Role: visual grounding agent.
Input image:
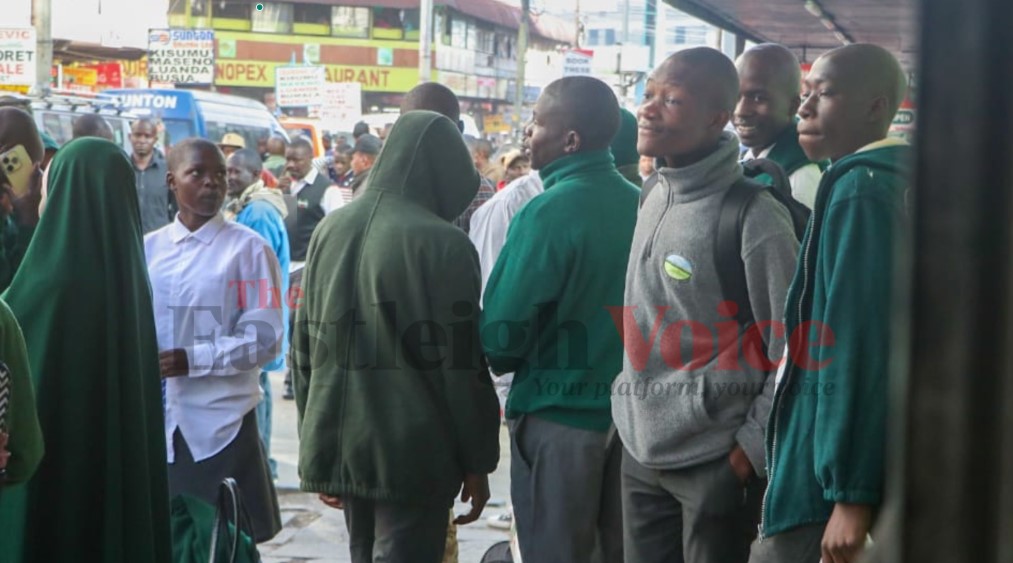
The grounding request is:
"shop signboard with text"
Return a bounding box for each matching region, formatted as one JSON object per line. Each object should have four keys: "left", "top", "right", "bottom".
{"left": 0, "top": 28, "right": 36, "bottom": 89}
{"left": 148, "top": 28, "right": 215, "bottom": 85}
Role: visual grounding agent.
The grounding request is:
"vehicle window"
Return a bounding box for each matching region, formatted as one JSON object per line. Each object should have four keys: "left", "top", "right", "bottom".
{"left": 162, "top": 119, "right": 196, "bottom": 147}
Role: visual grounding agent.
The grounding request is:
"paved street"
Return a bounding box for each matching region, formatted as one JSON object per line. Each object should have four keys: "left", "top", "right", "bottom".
{"left": 259, "top": 373, "right": 513, "bottom": 562}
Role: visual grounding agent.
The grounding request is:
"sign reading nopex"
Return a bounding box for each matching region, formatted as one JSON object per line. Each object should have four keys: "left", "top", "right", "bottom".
{"left": 148, "top": 28, "right": 215, "bottom": 85}
{"left": 276, "top": 65, "right": 326, "bottom": 108}
{"left": 0, "top": 28, "right": 37, "bottom": 87}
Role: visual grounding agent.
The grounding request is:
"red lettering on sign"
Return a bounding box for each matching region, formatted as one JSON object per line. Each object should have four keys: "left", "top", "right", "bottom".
{"left": 0, "top": 63, "right": 24, "bottom": 75}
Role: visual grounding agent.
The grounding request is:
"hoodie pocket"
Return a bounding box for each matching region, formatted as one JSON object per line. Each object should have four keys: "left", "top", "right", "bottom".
{"left": 701, "top": 369, "right": 764, "bottom": 424}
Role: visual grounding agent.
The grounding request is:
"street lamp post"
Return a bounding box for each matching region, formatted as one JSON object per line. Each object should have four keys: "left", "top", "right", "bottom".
{"left": 419, "top": 0, "right": 433, "bottom": 82}
{"left": 513, "top": 0, "right": 530, "bottom": 142}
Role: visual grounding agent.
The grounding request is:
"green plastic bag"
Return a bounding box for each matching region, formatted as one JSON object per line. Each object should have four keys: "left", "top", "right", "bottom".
{"left": 170, "top": 481, "right": 261, "bottom": 563}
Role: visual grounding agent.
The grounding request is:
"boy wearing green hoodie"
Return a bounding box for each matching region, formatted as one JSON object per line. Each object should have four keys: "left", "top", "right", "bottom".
{"left": 293, "top": 111, "right": 500, "bottom": 563}
{"left": 481, "top": 76, "right": 639, "bottom": 562}
{"left": 751, "top": 44, "right": 911, "bottom": 563}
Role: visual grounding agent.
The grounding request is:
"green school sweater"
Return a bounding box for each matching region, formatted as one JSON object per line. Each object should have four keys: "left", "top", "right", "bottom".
{"left": 482, "top": 149, "right": 640, "bottom": 432}
{"left": 761, "top": 141, "right": 911, "bottom": 537}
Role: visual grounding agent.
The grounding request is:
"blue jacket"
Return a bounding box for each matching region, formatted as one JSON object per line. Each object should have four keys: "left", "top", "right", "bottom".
{"left": 237, "top": 200, "right": 290, "bottom": 371}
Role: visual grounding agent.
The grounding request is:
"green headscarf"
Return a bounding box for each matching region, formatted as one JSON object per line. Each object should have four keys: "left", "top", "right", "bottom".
{"left": 0, "top": 138, "right": 171, "bottom": 563}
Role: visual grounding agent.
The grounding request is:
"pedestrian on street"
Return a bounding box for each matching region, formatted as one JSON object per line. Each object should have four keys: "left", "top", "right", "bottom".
{"left": 130, "top": 118, "right": 174, "bottom": 234}
{"left": 0, "top": 137, "right": 172, "bottom": 563}
{"left": 146, "top": 138, "right": 284, "bottom": 543}
{"left": 751, "top": 44, "right": 911, "bottom": 563}
{"left": 225, "top": 148, "right": 292, "bottom": 481}
{"left": 293, "top": 110, "right": 501, "bottom": 563}
{"left": 611, "top": 47, "right": 799, "bottom": 563}
{"left": 481, "top": 76, "right": 639, "bottom": 563}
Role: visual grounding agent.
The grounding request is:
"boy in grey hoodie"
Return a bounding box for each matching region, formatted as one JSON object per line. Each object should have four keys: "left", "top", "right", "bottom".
{"left": 611, "top": 47, "right": 799, "bottom": 563}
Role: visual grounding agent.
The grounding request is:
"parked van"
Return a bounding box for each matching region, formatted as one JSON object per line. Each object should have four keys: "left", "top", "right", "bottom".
{"left": 106, "top": 88, "right": 289, "bottom": 149}
{"left": 29, "top": 90, "right": 140, "bottom": 148}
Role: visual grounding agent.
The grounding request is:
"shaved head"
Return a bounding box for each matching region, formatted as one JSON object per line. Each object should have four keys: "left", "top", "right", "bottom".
{"left": 638, "top": 47, "right": 738, "bottom": 165}
{"left": 737, "top": 44, "right": 802, "bottom": 99}
{"left": 819, "top": 44, "right": 907, "bottom": 117}
{"left": 655, "top": 47, "right": 740, "bottom": 114}
{"left": 73, "top": 114, "right": 115, "bottom": 141}
{"left": 540, "top": 76, "right": 620, "bottom": 151}
{"left": 797, "top": 43, "right": 907, "bottom": 161}
{"left": 402, "top": 82, "right": 461, "bottom": 123}
{"left": 168, "top": 138, "right": 222, "bottom": 173}
{"left": 0, "top": 107, "right": 44, "bottom": 164}
{"left": 734, "top": 43, "right": 803, "bottom": 149}
{"left": 230, "top": 148, "right": 263, "bottom": 175}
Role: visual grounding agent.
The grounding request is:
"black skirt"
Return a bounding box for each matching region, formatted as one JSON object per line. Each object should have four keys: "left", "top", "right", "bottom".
{"left": 168, "top": 409, "right": 282, "bottom": 542}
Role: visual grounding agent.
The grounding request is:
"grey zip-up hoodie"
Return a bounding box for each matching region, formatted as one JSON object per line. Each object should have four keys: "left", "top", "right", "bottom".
{"left": 611, "top": 131, "right": 799, "bottom": 475}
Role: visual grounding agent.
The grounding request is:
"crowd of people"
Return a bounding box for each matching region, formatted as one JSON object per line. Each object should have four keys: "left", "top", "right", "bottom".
{"left": 0, "top": 40, "right": 909, "bottom": 563}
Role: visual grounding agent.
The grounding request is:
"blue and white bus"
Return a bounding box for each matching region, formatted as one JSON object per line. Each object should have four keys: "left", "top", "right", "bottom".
{"left": 106, "top": 89, "right": 289, "bottom": 148}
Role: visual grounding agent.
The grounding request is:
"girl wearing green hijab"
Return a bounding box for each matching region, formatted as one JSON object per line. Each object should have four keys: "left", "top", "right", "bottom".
{"left": 0, "top": 137, "right": 172, "bottom": 563}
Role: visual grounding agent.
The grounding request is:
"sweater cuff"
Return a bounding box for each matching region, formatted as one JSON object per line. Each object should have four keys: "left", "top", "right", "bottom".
{"left": 822, "top": 488, "right": 881, "bottom": 505}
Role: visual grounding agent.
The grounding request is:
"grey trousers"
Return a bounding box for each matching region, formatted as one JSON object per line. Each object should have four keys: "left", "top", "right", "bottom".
{"left": 621, "top": 447, "right": 763, "bottom": 563}
{"left": 343, "top": 497, "right": 449, "bottom": 563}
{"left": 747, "top": 523, "right": 825, "bottom": 563}
{"left": 510, "top": 414, "right": 624, "bottom": 563}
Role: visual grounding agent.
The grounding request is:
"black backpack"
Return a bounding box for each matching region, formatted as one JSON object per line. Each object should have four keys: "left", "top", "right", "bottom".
{"left": 640, "top": 157, "right": 810, "bottom": 327}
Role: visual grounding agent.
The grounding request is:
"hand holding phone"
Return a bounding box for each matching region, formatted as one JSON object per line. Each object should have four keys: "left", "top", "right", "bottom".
{"left": 0, "top": 145, "right": 35, "bottom": 198}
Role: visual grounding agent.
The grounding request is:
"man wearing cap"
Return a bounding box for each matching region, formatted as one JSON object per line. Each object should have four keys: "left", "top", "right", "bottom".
{"left": 218, "top": 132, "right": 246, "bottom": 157}
{"left": 496, "top": 149, "right": 530, "bottom": 190}
{"left": 346, "top": 133, "right": 381, "bottom": 197}
{"left": 352, "top": 121, "right": 370, "bottom": 142}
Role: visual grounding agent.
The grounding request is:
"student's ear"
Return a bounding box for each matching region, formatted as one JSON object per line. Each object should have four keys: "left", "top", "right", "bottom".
{"left": 166, "top": 171, "right": 177, "bottom": 193}
{"left": 564, "top": 130, "right": 582, "bottom": 154}
{"left": 867, "top": 95, "right": 891, "bottom": 124}
{"left": 709, "top": 109, "right": 732, "bottom": 132}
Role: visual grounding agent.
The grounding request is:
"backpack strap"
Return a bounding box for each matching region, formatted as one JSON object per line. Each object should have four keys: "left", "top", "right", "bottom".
{"left": 742, "top": 158, "right": 792, "bottom": 199}
{"left": 639, "top": 172, "right": 659, "bottom": 208}
{"left": 716, "top": 178, "right": 762, "bottom": 327}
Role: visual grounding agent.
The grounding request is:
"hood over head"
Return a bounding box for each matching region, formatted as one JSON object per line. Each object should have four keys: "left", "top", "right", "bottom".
{"left": 366, "top": 110, "right": 479, "bottom": 222}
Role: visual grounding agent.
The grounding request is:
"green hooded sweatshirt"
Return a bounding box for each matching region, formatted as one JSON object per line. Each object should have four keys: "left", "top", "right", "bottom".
{"left": 0, "top": 138, "right": 171, "bottom": 563}
{"left": 293, "top": 111, "right": 501, "bottom": 506}
{"left": 481, "top": 149, "right": 640, "bottom": 432}
{"left": 761, "top": 141, "right": 911, "bottom": 537}
{"left": 612, "top": 108, "right": 643, "bottom": 187}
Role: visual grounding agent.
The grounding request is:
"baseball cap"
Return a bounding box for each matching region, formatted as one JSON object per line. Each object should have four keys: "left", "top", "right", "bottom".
{"left": 500, "top": 149, "right": 527, "bottom": 169}
{"left": 353, "top": 134, "right": 382, "bottom": 156}
{"left": 219, "top": 132, "right": 246, "bottom": 149}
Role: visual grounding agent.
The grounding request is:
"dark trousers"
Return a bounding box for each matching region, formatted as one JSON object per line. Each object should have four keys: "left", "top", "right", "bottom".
{"left": 343, "top": 496, "right": 449, "bottom": 563}
{"left": 747, "top": 523, "right": 825, "bottom": 563}
{"left": 510, "top": 415, "right": 624, "bottom": 563}
{"left": 621, "top": 447, "right": 763, "bottom": 563}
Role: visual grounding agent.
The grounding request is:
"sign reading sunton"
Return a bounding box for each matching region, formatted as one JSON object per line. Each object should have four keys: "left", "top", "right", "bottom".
{"left": 148, "top": 28, "right": 215, "bottom": 85}
{"left": 276, "top": 65, "right": 326, "bottom": 108}
{"left": 0, "top": 28, "right": 36, "bottom": 88}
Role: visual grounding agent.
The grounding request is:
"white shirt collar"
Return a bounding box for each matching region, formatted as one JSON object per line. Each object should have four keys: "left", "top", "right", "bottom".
{"left": 169, "top": 213, "right": 226, "bottom": 245}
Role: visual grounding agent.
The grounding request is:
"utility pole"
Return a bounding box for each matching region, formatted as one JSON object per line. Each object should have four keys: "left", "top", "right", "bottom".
{"left": 574, "top": 0, "right": 581, "bottom": 48}
{"left": 419, "top": 0, "right": 433, "bottom": 82}
{"left": 513, "top": 0, "right": 530, "bottom": 142}
{"left": 33, "top": 0, "right": 52, "bottom": 95}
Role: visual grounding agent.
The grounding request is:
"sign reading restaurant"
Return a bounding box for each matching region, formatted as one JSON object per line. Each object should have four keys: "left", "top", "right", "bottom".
{"left": 148, "top": 28, "right": 215, "bottom": 85}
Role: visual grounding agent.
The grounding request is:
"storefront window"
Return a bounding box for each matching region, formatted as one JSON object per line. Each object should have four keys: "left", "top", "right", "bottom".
{"left": 332, "top": 6, "right": 370, "bottom": 38}
{"left": 477, "top": 27, "right": 495, "bottom": 54}
{"left": 168, "top": 0, "right": 186, "bottom": 15}
{"left": 252, "top": 2, "right": 293, "bottom": 33}
{"left": 450, "top": 16, "right": 468, "bottom": 48}
{"left": 215, "top": 0, "right": 250, "bottom": 19}
{"left": 190, "top": 0, "right": 209, "bottom": 16}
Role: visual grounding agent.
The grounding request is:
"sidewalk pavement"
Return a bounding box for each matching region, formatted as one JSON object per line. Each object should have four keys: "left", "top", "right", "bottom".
{"left": 260, "top": 372, "right": 513, "bottom": 562}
